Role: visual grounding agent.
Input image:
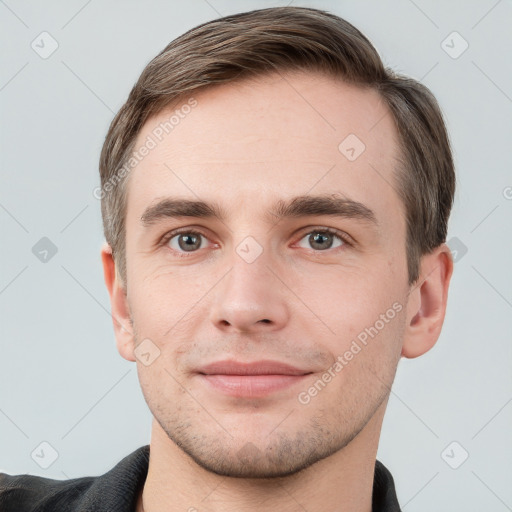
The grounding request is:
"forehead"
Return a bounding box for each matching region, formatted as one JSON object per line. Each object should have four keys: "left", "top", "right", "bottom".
{"left": 127, "top": 70, "right": 403, "bottom": 231}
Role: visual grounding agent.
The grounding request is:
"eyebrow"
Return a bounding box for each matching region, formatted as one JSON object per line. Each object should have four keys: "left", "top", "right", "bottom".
{"left": 140, "top": 194, "right": 378, "bottom": 228}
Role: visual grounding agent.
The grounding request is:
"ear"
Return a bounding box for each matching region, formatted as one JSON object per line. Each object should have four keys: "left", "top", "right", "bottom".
{"left": 402, "top": 243, "right": 454, "bottom": 358}
{"left": 101, "top": 242, "right": 136, "bottom": 362}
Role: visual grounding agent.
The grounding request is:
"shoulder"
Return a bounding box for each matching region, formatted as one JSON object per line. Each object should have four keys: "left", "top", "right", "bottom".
{"left": 0, "top": 471, "right": 94, "bottom": 511}
{"left": 0, "top": 445, "right": 150, "bottom": 512}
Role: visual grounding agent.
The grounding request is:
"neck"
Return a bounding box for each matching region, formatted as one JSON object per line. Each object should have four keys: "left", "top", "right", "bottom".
{"left": 137, "top": 400, "right": 387, "bottom": 512}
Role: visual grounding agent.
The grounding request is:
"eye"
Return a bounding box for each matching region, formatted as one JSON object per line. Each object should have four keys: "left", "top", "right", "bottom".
{"left": 160, "top": 226, "right": 352, "bottom": 257}
{"left": 165, "top": 229, "right": 211, "bottom": 253}
{"left": 296, "top": 228, "right": 349, "bottom": 251}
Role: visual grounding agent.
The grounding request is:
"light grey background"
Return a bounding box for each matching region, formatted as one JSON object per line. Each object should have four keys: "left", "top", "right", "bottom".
{"left": 1, "top": 1, "right": 511, "bottom": 510}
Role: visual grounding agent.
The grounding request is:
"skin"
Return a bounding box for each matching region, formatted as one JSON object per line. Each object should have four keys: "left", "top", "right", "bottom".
{"left": 102, "top": 70, "right": 453, "bottom": 512}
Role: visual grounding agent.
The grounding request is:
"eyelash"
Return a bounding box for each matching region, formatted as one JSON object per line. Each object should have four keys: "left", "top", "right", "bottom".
{"left": 159, "top": 226, "right": 354, "bottom": 258}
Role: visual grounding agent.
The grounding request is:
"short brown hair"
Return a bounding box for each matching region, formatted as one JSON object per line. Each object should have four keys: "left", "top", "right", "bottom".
{"left": 99, "top": 6, "right": 455, "bottom": 288}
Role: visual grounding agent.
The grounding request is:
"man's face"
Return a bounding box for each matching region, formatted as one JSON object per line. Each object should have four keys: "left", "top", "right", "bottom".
{"left": 123, "top": 70, "right": 410, "bottom": 477}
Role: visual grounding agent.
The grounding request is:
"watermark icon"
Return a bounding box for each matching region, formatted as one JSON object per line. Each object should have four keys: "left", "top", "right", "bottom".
{"left": 503, "top": 186, "right": 512, "bottom": 200}
{"left": 446, "top": 236, "right": 468, "bottom": 263}
{"left": 93, "top": 97, "right": 198, "bottom": 200}
{"left": 298, "top": 301, "right": 403, "bottom": 405}
{"left": 31, "top": 441, "right": 59, "bottom": 469}
{"left": 237, "top": 441, "right": 262, "bottom": 465}
{"left": 338, "top": 133, "right": 366, "bottom": 161}
{"left": 441, "top": 31, "right": 469, "bottom": 59}
{"left": 31, "top": 32, "right": 59, "bottom": 59}
{"left": 32, "top": 237, "right": 58, "bottom": 263}
{"left": 134, "top": 338, "right": 161, "bottom": 366}
{"left": 441, "top": 441, "right": 469, "bottom": 469}
{"left": 236, "top": 236, "right": 264, "bottom": 263}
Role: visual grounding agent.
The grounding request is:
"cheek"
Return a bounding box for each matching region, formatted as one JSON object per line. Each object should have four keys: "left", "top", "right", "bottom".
{"left": 330, "top": 300, "right": 405, "bottom": 397}
{"left": 135, "top": 358, "right": 182, "bottom": 414}
{"left": 303, "top": 261, "right": 398, "bottom": 318}
{"left": 128, "top": 263, "right": 213, "bottom": 343}
{"left": 302, "top": 265, "right": 406, "bottom": 359}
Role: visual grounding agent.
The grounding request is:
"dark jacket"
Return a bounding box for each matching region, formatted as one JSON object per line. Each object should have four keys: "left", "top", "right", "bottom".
{"left": 0, "top": 445, "right": 402, "bottom": 511}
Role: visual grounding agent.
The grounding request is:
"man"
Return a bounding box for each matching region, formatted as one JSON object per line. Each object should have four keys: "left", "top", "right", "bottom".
{"left": 0, "top": 6, "right": 454, "bottom": 511}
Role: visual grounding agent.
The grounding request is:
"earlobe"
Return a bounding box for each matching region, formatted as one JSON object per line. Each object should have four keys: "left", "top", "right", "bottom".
{"left": 401, "top": 244, "right": 454, "bottom": 359}
{"left": 100, "top": 243, "right": 136, "bottom": 362}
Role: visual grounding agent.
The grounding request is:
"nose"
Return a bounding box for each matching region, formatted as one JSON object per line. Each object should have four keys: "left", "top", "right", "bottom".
{"left": 209, "top": 249, "right": 290, "bottom": 333}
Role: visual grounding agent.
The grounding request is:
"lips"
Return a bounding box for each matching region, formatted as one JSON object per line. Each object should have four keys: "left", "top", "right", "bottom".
{"left": 196, "top": 360, "right": 313, "bottom": 398}
{"left": 197, "top": 359, "right": 311, "bottom": 376}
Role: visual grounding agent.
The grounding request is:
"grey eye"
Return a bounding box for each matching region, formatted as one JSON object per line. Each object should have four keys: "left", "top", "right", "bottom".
{"left": 168, "top": 232, "right": 205, "bottom": 252}
{"left": 297, "top": 231, "right": 344, "bottom": 251}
